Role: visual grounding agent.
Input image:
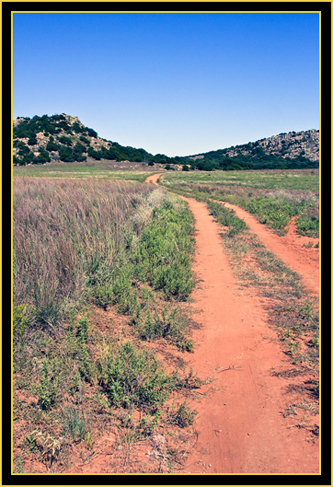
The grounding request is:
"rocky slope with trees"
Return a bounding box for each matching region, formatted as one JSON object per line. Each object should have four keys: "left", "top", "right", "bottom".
{"left": 13, "top": 114, "right": 319, "bottom": 171}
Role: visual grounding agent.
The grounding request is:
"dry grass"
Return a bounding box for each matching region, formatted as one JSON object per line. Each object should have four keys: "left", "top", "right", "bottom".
{"left": 12, "top": 179, "right": 202, "bottom": 474}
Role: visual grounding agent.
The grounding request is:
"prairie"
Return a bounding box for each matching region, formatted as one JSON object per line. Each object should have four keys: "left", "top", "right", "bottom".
{"left": 13, "top": 176, "right": 200, "bottom": 473}
{"left": 12, "top": 159, "right": 164, "bottom": 182}
{"left": 12, "top": 167, "right": 320, "bottom": 474}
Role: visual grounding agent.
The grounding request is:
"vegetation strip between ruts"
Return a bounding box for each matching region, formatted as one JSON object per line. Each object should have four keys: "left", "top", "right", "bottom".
{"left": 13, "top": 178, "right": 202, "bottom": 473}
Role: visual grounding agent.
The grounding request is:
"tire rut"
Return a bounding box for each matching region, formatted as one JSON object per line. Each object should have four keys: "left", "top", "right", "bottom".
{"left": 145, "top": 172, "right": 319, "bottom": 473}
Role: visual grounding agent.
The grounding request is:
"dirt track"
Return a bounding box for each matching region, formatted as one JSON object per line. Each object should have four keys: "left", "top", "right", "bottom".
{"left": 146, "top": 172, "right": 319, "bottom": 474}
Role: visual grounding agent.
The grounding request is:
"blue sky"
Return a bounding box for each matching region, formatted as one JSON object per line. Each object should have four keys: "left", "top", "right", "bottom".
{"left": 13, "top": 12, "right": 319, "bottom": 156}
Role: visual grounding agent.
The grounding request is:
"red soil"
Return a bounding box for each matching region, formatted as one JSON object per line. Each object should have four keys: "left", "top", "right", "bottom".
{"left": 146, "top": 172, "right": 319, "bottom": 474}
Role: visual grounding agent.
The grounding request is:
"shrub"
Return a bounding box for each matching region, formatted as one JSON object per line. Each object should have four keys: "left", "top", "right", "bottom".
{"left": 13, "top": 304, "right": 32, "bottom": 341}
{"left": 34, "top": 148, "right": 51, "bottom": 164}
{"left": 58, "top": 136, "right": 72, "bottom": 146}
{"left": 79, "top": 136, "right": 90, "bottom": 145}
{"left": 207, "top": 200, "right": 247, "bottom": 236}
{"left": 13, "top": 156, "right": 23, "bottom": 165}
{"left": 36, "top": 358, "right": 59, "bottom": 410}
{"left": 61, "top": 403, "right": 90, "bottom": 442}
{"left": 132, "top": 199, "right": 195, "bottom": 300}
{"left": 59, "top": 147, "right": 75, "bottom": 162}
{"left": 87, "top": 128, "right": 98, "bottom": 138}
{"left": 135, "top": 305, "right": 193, "bottom": 351}
{"left": 27, "top": 136, "right": 37, "bottom": 146}
{"left": 87, "top": 147, "right": 101, "bottom": 160}
{"left": 22, "top": 151, "right": 35, "bottom": 164}
{"left": 46, "top": 140, "right": 60, "bottom": 152}
{"left": 72, "top": 122, "right": 83, "bottom": 134}
{"left": 169, "top": 401, "right": 197, "bottom": 427}
{"left": 101, "top": 342, "right": 175, "bottom": 411}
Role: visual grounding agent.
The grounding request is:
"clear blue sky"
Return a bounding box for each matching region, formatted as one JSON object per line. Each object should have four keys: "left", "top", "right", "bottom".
{"left": 13, "top": 12, "right": 319, "bottom": 157}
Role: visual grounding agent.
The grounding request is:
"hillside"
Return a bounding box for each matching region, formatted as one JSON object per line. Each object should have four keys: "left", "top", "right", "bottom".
{"left": 188, "top": 130, "right": 319, "bottom": 171}
{"left": 13, "top": 114, "right": 153, "bottom": 166}
{"left": 13, "top": 114, "right": 319, "bottom": 171}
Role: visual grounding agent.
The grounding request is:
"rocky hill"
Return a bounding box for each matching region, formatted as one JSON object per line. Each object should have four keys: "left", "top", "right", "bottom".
{"left": 12, "top": 113, "right": 187, "bottom": 167}
{"left": 220, "top": 130, "right": 319, "bottom": 162}
{"left": 13, "top": 114, "right": 319, "bottom": 171}
{"left": 13, "top": 114, "right": 133, "bottom": 165}
{"left": 188, "top": 129, "right": 319, "bottom": 171}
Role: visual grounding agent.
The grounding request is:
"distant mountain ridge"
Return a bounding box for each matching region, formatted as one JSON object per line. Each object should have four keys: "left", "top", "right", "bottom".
{"left": 13, "top": 114, "right": 319, "bottom": 171}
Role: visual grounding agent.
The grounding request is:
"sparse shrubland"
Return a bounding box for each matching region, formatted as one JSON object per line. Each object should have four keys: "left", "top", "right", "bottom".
{"left": 13, "top": 177, "right": 200, "bottom": 473}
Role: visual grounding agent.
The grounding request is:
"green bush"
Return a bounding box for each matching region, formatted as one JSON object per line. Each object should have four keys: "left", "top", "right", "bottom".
{"left": 135, "top": 306, "right": 193, "bottom": 351}
{"left": 79, "top": 136, "right": 90, "bottom": 145}
{"left": 36, "top": 358, "right": 59, "bottom": 410}
{"left": 46, "top": 140, "right": 60, "bottom": 152}
{"left": 34, "top": 148, "right": 51, "bottom": 164}
{"left": 27, "top": 136, "right": 37, "bottom": 146}
{"left": 296, "top": 214, "right": 319, "bottom": 237}
{"left": 87, "top": 128, "right": 98, "bottom": 138}
{"left": 169, "top": 401, "right": 197, "bottom": 427}
{"left": 61, "top": 403, "right": 90, "bottom": 442}
{"left": 59, "top": 147, "right": 75, "bottom": 162}
{"left": 58, "top": 136, "right": 73, "bottom": 146}
{"left": 13, "top": 304, "right": 32, "bottom": 340}
{"left": 22, "top": 151, "right": 35, "bottom": 164}
{"left": 101, "top": 342, "right": 175, "bottom": 410}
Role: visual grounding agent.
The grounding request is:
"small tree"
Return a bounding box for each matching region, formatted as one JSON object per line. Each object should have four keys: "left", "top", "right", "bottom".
{"left": 34, "top": 148, "right": 51, "bottom": 164}
{"left": 27, "top": 136, "right": 37, "bottom": 146}
{"left": 87, "top": 128, "right": 98, "bottom": 138}
{"left": 59, "top": 147, "right": 75, "bottom": 162}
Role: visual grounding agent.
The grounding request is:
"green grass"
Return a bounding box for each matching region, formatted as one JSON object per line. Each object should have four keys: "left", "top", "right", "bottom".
{"left": 100, "top": 341, "right": 176, "bottom": 411}
{"left": 13, "top": 161, "right": 156, "bottom": 182}
{"left": 159, "top": 169, "right": 319, "bottom": 237}
{"left": 160, "top": 168, "right": 319, "bottom": 192}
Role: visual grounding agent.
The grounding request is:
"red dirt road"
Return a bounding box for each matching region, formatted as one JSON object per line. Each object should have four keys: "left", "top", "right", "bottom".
{"left": 146, "top": 173, "right": 319, "bottom": 474}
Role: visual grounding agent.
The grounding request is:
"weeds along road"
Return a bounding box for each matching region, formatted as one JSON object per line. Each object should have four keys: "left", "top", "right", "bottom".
{"left": 145, "top": 172, "right": 319, "bottom": 474}
{"left": 221, "top": 202, "right": 319, "bottom": 297}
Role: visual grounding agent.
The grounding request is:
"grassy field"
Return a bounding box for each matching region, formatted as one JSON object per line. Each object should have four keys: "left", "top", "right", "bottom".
{"left": 13, "top": 177, "right": 201, "bottom": 473}
{"left": 160, "top": 169, "right": 319, "bottom": 237}
{"left": 13, "top": 160, "right": 162, "bottom": 183}
{"left": 160, "top": 168, "right": 319, "bottom": 192}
